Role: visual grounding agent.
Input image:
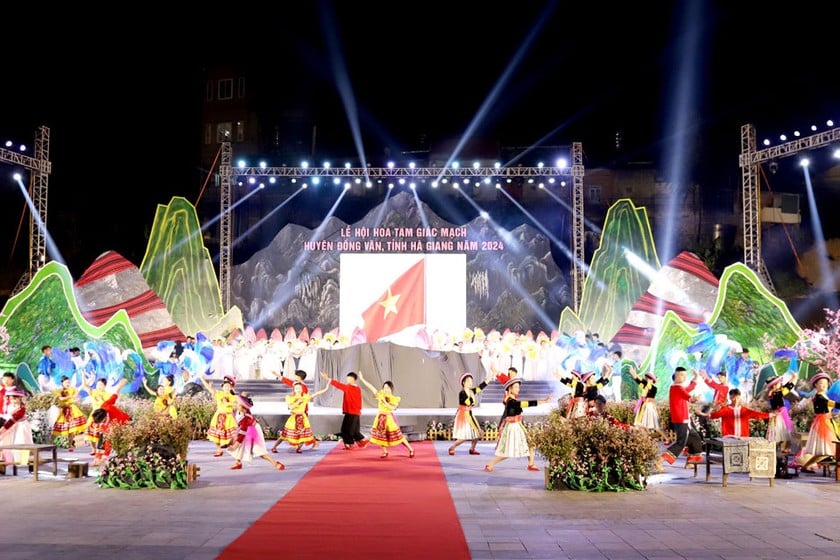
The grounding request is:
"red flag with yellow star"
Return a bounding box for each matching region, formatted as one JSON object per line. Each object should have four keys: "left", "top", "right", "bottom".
{"left": 361, "top": 258, "right": 425, "bottom": 341}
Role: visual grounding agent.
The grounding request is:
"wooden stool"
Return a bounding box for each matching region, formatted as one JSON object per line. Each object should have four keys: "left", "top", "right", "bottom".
{"left": 66, "top": 461, "right": 89, "bottom": 478}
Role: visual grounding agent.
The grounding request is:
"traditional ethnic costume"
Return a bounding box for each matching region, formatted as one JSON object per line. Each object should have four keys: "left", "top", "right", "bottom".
{"left": 493, "top": 379, "right": 538, "bottom": 460}
{"left": 280, "top": 392, "right": 317, "bottom": 449}
{"left": 0, "top": 389, "right": 33, "bottom": 465}
{"left": 560, "top": 371, "right": 586, "bottom": 418}
{"left": 369, "top": 390, "right": 406, "bottom": 447}
{"left": 207, "top": 386, "right": 238, "bottom": 449}
{"left": 633, "top": 373, "right": 661, "bottom": 430}
{"left": 765, "top": 375, "right": 795, "bottom": 449}
{"left": 452, "top": 374, "right": 487, "bottom": 441}
{"left": 708, "top": 402, "right": 769, "bottom": 438}
{"left": 800, "top": 373, "right": 839, "bottom": 461}
{"left": 228, "top": 395, "right": 270, "bottom": 466}
{"left": 86, "top": 387, "right": 130, "bottom": 448}
{"left": 52, "top": 385, "right": 88, "bottom": 447}
{"left": 154, "top": 386, "right": 178, "bottom": 419}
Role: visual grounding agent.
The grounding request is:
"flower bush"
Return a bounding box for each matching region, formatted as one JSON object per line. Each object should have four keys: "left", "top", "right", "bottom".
{"left": 531, "top": 410, "right": 659, "bottom": 492}
{"left": 97, "top": 443, "right": 188, "bottom": 490}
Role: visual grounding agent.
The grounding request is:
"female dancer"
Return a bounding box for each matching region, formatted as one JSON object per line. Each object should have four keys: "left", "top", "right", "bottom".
{"left": 143, "top": 376, "right": 178, "bottom": 419}
{"left": 358, "top": 372, "right": 415, "bottom": 459}
{"left": 271, "top": 381, "right": 329, "bottom": 453}
{"left": 227, "top": 393, "right": 285, "bottom": 471}
{"left": 557, "top": 370, "right": 586, "bottom": 418}
{"left": 0, "top": 389, "right": 33, "bottom": 466}
{"left": 448, "top": 372, "right": 492, "bottom": 456}
{"left": 51, "top": 375, "right": 88, "bottom": 451}
{"left": 794, "top": 373, "right": 839, "bottom": 472}
{"left": 484, "top": 379, "right": 552, "bottom": 472}
{"left": 764, "top": 374, "right": 796, "bottom": 454}
{"left": 200, "top": 375, "right": 239, "bottom": 457}
{"left": 83, "top": 377, "right": 130, "bottom": 455}
{"left": 629, "top": 366, "right": 662, "bottom": 432}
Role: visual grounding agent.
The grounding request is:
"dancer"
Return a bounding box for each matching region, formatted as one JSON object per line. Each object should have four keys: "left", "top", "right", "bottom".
{"left": 0, "top": 388, "right": 33, "bottom": 466}
{"left": 143, "top": 376, "right": 178, "bottom": 419}
{"left": 227, "top": 393, "right": 285, "bottom": 471}
{"left": 628, "top": 366, "right": 662, "bottom": 432}
{"left": 272, "top": 381, "right": 329, "bottom": 453}
{"left": 321, "top": 371, "right": 369, "bottom": 450}
{"left": 765, "top": 374, "right": 796, "bottom": 453}
{"left": 661, "top": 367, "right": 701, "bottom": 465}
{"left": 484, "top": 378, "right": 552, "bottom": 472}
{"left": 705, "top": 388, "right": 769, "bottom": 438}
{"left": 703, "top": 370, "right": 730, "bottom": 407}
{"left": 448, "top": 372, "right": 493, "bottom": 456}
{"left": 588, "top": 395, "right": 631, "bottom": 430}
{"left": 793, "top": 372, "right": 839, "bottom": 472}
{"left": 88, "top": 391, "right": 133, "bottom": 468}
{"left": 51, "top": 375, "right": 88, "bottom": 451}
{"left": 358, "top": 372, "right": 415, "bottom": 459}
{"left": 581, "top": 370, "right": 610, "bottom": 407}
{"left": 200, "top": 375, "right": 239, "bottom": 457}
{"left": 84, "top": 377, "right": 130, "bottom": 455}
{"left": 557, "top": 370, "right": 586, "bottom": 418}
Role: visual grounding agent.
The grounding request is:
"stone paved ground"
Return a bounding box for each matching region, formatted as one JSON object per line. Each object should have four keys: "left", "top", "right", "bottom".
{"left": 1, "top": 440, "right": 839, "bottom": 559}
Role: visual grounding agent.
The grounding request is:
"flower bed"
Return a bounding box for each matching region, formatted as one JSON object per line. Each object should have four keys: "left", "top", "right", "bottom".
{"left": 531, "top": 410, "right": 659, "bottom": 492}
{"left": 97, "top": 443, "right": 189, "bottom": 490}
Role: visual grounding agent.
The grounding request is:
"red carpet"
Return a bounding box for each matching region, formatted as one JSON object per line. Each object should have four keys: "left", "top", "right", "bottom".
{"left": 217, "top": 441, "right": 470, "bottom": 560}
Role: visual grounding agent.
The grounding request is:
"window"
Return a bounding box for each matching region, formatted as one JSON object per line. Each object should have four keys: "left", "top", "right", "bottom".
{"left": 204, "top": 123, "right": 212, "bottom": 145}
{"left": 205, "top": 80, "right": 213, "bottom": 101}
{"left": 237, "top": 77, "right": 246, "bottom": 98}
{"left": 235, "top": 121, "right": 245, "bottom": 142}
{"left": 216, "top": 122, "right": 232, "bottom": 143}
{"left": 218, "top": 78, "right": 233, "bottom": 100}
{"left": 587, "top": 185, "right": 602, "bottom": 203}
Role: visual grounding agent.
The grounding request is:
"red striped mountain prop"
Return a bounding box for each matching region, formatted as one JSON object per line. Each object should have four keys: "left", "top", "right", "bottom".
{"left": 75, "top": 251, "right": 185, "bottom": 355}
{"left": 610, "top": 251, "right": 719, "bottom": 363}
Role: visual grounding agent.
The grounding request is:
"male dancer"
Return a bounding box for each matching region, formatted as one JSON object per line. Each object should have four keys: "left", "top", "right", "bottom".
{"left": 662, "top": 366, "right": 702, "bottom": 465}
{"left": 321, "top": 371, "right": 369, "bottom": 450}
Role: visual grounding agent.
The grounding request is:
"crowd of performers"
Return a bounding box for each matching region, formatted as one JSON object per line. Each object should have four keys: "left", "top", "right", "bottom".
{"left": 4, "top": 323, "right": 839, "bottom": 478}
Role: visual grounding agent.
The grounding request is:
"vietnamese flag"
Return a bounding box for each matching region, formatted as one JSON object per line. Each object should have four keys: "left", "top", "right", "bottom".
{"left": 361, "top": 258, "right": 426, "bottom": 341}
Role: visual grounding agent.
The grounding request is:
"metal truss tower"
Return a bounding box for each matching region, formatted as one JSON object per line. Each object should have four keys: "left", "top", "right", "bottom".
{"left": 218, "top": 151, "right": 586, "bottom": 313}
{"left": 740, "top": 123, "right": 840, "bottom": 294}
{"left": 0, "top": 125, "right": 52, "bottom": 295}
{"left": 219, "top": 142, "right": 233, "bottom": 310}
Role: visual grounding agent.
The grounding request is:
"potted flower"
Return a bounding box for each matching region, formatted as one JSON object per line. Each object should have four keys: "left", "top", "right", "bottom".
{"left": 531, "top": 409, "right": 659, "bottom": 491}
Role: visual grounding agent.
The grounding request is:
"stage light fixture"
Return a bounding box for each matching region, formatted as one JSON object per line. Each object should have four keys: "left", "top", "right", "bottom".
{"left": 259, "top": 161, "right": 267, "bottom": 168}
{"left": 527, "top": 178, "right": 534, "bottom": 184}
{"left": 828, "top": 120, "right": 835, "bottom": 127}
{"left": 452, "top": 161, "right": 460, "bottom": 169}
{"left": 409, "top": 183, "right": 416, "bottom": 189}
{"left": 13, "top": 172, "right": 22, "bottom": 181}
{"left": 556, "top": 158, "right": 568, "bottom": 168}
{"left": 323, "top": 161, "right": 331, "bottom": 169}
{"left": 431, "top": 182, "right": 439, "bottom": 188}
{"left": 345, "top": 162, "right": 351, "bottom": 168}
{"left": 812, "top": 125, "right": 818, "bottom": 132}
{"left": 387, "top": 161, "right": 395, "bottom": 169}
{"left": 291, "top": 178, "right": 297, "bottom": 183}
{"left": 388, "top": 183, "right": 394, "bottom": 189}
{"left": 4, "top": 140, "right": 11, "bottom": 147}
{"left": 561, "top": 181, "right": 567, "bottom": 187}
{"left": 495, "top": 184, "right": 501, "bottom": 189}
{"left": 473, "top": 161, "right": 480, "bottom": 169}
{"left": 548, "top": 177, "right": 555, "bottom": 184}
{"left": 237, "top": 160, "right": 246, "bottom": 168}
{"left": 259, "top": 183, "right": 265, "bottom": 189}
{"left": 365, "top": 181, "right": 373, "bottom": 188}
{"left": 269, "top": 177, "right": 276, "bottom": 184}
{"left": 354, "top": 178, "right": 361, "bottom": 184}
{"left": 333, "top": 177, "right": 341, "bottom": 185}
{"left": 494, "top": 162, "right": 501, "bottom": 169}
{"left": 483, "top": 177, "right": 491, "bottom": 184}
{"left": 462, "top": 178, "right": 469, "bottom": 184}
{"left": 800, "top": 158, "right": 810, "bottom": 167}
{"left": 538, "top": 183, "right": 545, "bottom": 189}
{"left": 480, "top": 211, "right": 489, "bottom": 219}
{"left": 248, "top": 177, "right": 256, "bottom": 184}
{"left": 301, "top": 161, "right": 309, "bottom": 168}
{"left": 833, "top": 149, "right": 840, "bottom": 159}
{"left": 312, "top": 177, "right": 320, "bottom": 185}
{"left": 780, "top": 134, "right": 787, "bottom": 141}
{"left": 19, "top": 144, "right": 26, "bottom": 151}
{"left": 409, "top": 161, "right": 416, "bottom": 169}
{"left": 537, "top": 162, "right": 544, "bottom": 168}
{"left": 399, "top": 178, "right": 406, "bottom": 185}
{"left": 763, "top": 139, "right": 771, "bottom": 146}
{"left": 344, "top": 183, "right": 351, "bottom": 189}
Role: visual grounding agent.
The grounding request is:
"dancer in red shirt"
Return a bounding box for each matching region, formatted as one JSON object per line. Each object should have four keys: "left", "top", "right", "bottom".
{"left": 321, "top": 371, "right": 369, "bottom": 450}
{"left": 706, "top": 388, "right": 769, "bottom": 438}
{"left": 662, "top": 367, "right": 701, "bottom": 465}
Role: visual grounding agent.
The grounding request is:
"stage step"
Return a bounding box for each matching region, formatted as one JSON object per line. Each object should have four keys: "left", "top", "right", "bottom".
{"left": 235, "top": 379, "right": 313, "bottom": 400}
{"left": 477, "top": 380, "right": 555, "bottom": 403}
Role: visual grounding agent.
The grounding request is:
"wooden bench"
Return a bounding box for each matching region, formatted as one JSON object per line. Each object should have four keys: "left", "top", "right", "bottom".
{"left": 56, "top": 457, "right": 90, "bottom": 478}
{"left": 0, "top": 444, "right": 57, "bottom": 482}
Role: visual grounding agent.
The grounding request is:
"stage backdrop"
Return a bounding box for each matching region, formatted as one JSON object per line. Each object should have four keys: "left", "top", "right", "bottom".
{"left": 314, "top": 343, "right": 483, "bottom": 408}
{"left": 231, "top": 191, "right": 570, "bottom": 337}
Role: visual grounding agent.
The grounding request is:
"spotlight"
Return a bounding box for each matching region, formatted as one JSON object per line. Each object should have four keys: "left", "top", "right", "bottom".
{"left": 828, "top": 120, "right": 834, "bottom": 127}
{"left": 833, "top": 149, "right": 840, "bottom": 159}
{"left": 13, "top": 172, "right": 22, "bottom": 181}
{"left": 769, "top": 161, "right": 779, "bottom": 174}
{"left": 237, "top": 160, "right": 246, "bottom": 168}
{"left": 259, "top": 161, "right": 267, "bottom": 168}
{"left": 800, "top": 158, "right": 809, "bottom": 167}
{"left": 4, "top": 140, "right": 12, "bottom": 147}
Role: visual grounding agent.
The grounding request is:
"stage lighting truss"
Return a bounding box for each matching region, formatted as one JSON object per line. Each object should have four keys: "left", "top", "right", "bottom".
{"left": 219, "top": 142, "right": 587, "bottom": 315}
{"left": 1, "top": 126, "right": 51, "bottom": 295}
{"left": 740, "top": 122, "right": 840, "bottom": 294}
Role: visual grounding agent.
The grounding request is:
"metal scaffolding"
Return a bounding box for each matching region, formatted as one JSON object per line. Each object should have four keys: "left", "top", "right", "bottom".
{"left": 218, "top": 144, "right": 586, "bottom": 312}
{"left": 0, "top": 125, "right": 52, "bottom": 295}
{"left": 740, "top": 123, "right": 840, "bottom": 293}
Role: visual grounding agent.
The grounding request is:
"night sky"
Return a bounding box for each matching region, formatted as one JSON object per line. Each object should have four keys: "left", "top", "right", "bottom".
{"left": 1, "top": 1, "right": 836, "bottom": 300}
